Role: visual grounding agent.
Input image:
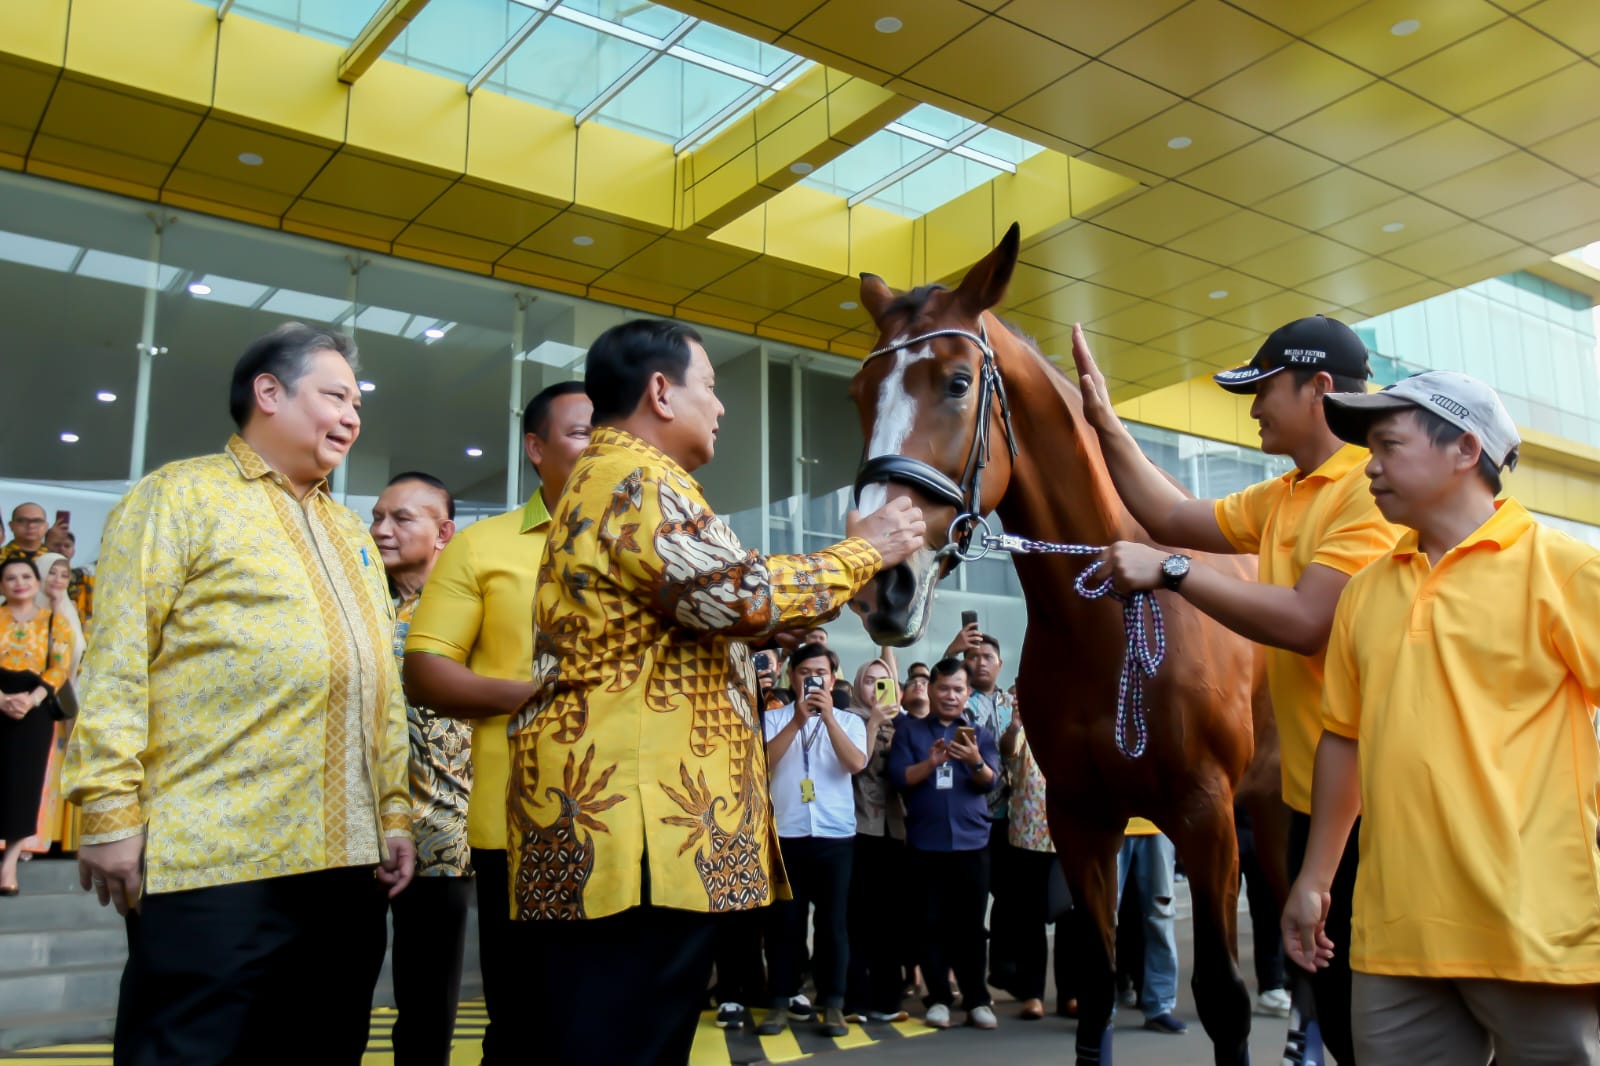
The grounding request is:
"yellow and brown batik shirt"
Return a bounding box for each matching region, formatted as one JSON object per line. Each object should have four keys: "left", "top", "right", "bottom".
{"left": 394, "top": 593, "right": 473, "bottom": 877}
{"left": 508, "top": 427, "right": 883, "bottom": 921}
{"left": 63, "top": 436, "right": 412, "bottom": 895}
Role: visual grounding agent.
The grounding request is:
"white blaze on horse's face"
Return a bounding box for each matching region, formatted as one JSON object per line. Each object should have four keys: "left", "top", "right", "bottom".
{"left": 858, "top": 337, "right": 932, "bottom": 517}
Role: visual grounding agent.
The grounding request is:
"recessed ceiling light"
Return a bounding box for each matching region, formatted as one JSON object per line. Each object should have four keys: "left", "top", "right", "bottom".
{"left": 465, "top": 447, "right": 483, "bottom": 458}
{"left": 188, "top": 282, "right": 212, "bottom": 296}
{"left": 60, "top": 432, "right": 79, "bottom": 444}
{"left": 1208, "top": 290, "right": 1229, "bottom": 300}
{"left": 571, "top": 235, "right": 595, "bottom": 247}
{"left": 237, "top": 152, "right": 264, "bottom": 166}
{"left": 839, "top": 300, "right": 859, "bottom": 310}
{"left": 358, "top": 380, "right": 376, "bottom": 393}
{"left": 874, "top": 16, "right": 903, "bottom": 33}
{"left": 424, "top": 327, "right": 446, "bottom": 339}
{"left": 789, "top": 162, "right": 814, "bottom": 175}
{"left": 1166, "top": 136, "right": 1193, "bottom": 150}
{"left": 96, "top": 390, "right": 117, "bottom": 403}
{"left": 1382, "top": 221, "right": 1406, "bottom": 233}
{"left": 1390, "top": 18, "right": 1420, "bottom": 36}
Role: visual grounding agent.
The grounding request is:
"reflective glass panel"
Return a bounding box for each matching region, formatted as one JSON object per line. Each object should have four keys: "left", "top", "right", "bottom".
{"left": 964, "top": 127, "right": 1046, "bottom": 166}
{"left": 493, "top": 16, "right": 649, "bottom": 112}
{"left": 865, "top": 152, "right": 1003, "bottom": 216}
{"left": 224, "top": 0, "right": 379, "bottom": 46}
{"left": 387, "top": 0, "right": 521, "bottom": 81}
{"left": 596, "top": 55, "right": 749, "bottom": 141}
{"left": 895, "top": 104, "right": 971, "bottom": 142}
{"left": 681, "top": 21, "right": 793, "bottom": 76}
{"left": 801, "top": 130, "right": 932, "bottom": 201}
{"left": 561, "top": 0, "right": 687, "bottom": 39}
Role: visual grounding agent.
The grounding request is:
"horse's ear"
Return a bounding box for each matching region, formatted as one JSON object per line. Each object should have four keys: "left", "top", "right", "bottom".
{"left": 859, "top": 272, "right": 895, "bottom": 322}
{"left": 956, "top": 221, "right": 1021, "bottom": 316}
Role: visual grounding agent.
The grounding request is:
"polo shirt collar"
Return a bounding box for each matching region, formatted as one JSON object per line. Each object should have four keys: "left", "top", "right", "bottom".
{"left": 1289, "top": 442, "right": 1368, "bottom": 486}
{"left": 590, "top": 426, "right": 703, "bottom": 496}
{"left": 226, "top": 434, "right": 329, "bottom": 499}
{"left": 1391, "top": 498, "right": 1533, "bottom": 560}
{"left": 520, "top": 489, "right": 552, "bottom": 534}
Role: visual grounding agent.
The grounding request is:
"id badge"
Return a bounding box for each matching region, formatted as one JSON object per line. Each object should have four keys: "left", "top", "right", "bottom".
{"left": 935, "top": 763, "right": 954, "bottom": 790}
{"left": 800, "top": 777, "right": 816, "bottom": 803}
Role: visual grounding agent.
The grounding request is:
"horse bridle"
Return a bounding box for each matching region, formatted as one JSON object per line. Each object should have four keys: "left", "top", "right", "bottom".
{"left": 852, "top": 318, "right": 1019, "bottom": 561}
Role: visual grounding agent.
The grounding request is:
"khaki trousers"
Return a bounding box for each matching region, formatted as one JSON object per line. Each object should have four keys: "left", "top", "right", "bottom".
{"left": 1352, "top": 971, "right": 1599, "bottom": 1066}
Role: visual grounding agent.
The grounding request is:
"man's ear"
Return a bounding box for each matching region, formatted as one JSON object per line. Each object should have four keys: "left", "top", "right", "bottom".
{"left": 1455, "top": 431, "right": 1485, "bottom": 474}
{"left": 252, "top": 373, "right": 284, "bottom": 416}
{"left": 524, "top": 432, "right": 543, "bottom": 467}
{"left": 436, "top": 519, "right": 457, "bottom": 548}
{"left": 645, "top": 371, "right": 674, "bottom": 421}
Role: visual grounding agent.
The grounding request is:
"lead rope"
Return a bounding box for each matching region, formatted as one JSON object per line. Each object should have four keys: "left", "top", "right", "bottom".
{"left": 943, "top": 523, "right": 1166, "bottom": 758}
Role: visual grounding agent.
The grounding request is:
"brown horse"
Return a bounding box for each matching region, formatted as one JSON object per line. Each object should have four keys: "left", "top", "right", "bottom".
{"left": 850, "top": 223, "right": 1268, "bottom": 1066}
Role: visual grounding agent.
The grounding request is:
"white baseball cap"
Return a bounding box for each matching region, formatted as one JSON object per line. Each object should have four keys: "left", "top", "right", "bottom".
{"left": 1323, "top": 370, "right": 1521, "bottom": 470}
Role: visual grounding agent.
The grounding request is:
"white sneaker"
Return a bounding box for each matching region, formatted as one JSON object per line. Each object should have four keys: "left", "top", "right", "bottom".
{"left": 925, "top": 1003, "right": 952, "bottom": 1028}
{"left": 1257, "top": 988, "right": 1291, "bottom": 1017}
{"left": 968, "top": 1005, "right": 998, "bottom": 1029}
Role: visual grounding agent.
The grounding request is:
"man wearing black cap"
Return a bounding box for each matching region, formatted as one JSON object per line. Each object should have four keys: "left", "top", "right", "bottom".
{"left": 1072, "top": 316, "right": 1404, "bottom": 1064}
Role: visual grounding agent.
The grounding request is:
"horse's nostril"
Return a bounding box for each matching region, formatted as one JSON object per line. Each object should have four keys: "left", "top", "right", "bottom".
{"left": 876, "top": 564, "right": 915, "bottom": 620}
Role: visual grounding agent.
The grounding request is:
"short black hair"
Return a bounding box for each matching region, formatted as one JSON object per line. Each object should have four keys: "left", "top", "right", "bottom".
{"left": 49, "top": 530, "right": 75, "bottom": 545}
{"left": 0, "top": 556, "right": 40, "bottom": 581}
{"left": 229, "top": 322, "right": 358, "bottom": 429}
{"left": 584, "top": 319, "right": 703, "bottom": 424}
{"left": 523, "top": 380, "right": 588, "bottom": 438}
{"left": 930, "top": 657, "right": 972, "bottom": 685}
{"left": 10, "top": 502, "right": 44, "bottom": 521}
{"left": 1290, "top": 367, "right": 1368, "bottom": 396}
{"left": 1404, "top": 407, "right": 1505, "bottom": 495}
{"left": 385, "top": 470, "right": 456, "bottom": 521}
{"left": 966, "top": 633, "right": 1001, "bottom": 657}
{"left": 788, "top": 642, "right": 838, "bottom": 677}
{"left": 907, "top": 661, "right": 930, "bottom": 678}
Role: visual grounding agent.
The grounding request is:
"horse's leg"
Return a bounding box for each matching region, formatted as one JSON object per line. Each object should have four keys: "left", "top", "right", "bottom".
{"left": 1166, "top": 780, "right": 1253, "bottom": 1066}
{"left": 1052, "top": 805, "right": 1125, "bottom": 1066}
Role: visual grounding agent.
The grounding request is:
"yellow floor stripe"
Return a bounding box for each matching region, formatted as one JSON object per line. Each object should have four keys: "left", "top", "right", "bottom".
{"left": 891, "top": 1018, "right": 938, "bottom": 1038}
{"left": 689, "top": 1011, "right": 734, "bottom": 1066}
{"left": 757, "top": 1028, "right": 812, "bottom": 1062}
{"left": 829, "top": 1026, "right": 876, "bottom": 1050}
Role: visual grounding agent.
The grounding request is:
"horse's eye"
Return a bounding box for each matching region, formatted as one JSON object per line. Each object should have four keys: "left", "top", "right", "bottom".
{"left": 948, "top": 374, "right": 972, "bottom": 398}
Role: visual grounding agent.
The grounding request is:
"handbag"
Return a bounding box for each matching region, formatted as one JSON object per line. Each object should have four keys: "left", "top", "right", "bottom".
{"left": 41, "top": 610, "right": 77, "bottom": 721}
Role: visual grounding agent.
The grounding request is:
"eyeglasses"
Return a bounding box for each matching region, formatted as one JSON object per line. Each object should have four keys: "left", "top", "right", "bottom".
{"left": 12, "top": 517, "right": 46, "bottom": 526}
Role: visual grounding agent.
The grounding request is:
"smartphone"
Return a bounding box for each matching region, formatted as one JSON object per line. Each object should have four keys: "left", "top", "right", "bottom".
{"left": 956, "top": 726, "right": 976, "bottom": 746}
{"left": 55, "top": 510, "right": 70, "bottom": 526}
{"left": 753, "top": 651, "right": 773, "bottom": 674}
{"left": 874, "top": 676, "right": 898, "bottom": 704}
{"left": 802, "top": 675, "right": 825, "bottom": 697}
{"left": 961, "top": 609, "right": 978, "bottom": 629}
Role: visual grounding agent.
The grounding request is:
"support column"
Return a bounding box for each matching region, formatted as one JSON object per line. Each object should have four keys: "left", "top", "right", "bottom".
{"left": 335, "top": 255, "right": 367, "bottom": 503}
{"left": 507, "top": 293, "right": 530, "bottom": 511}
{"left": 129, "top": 214, "right": 173, "bottom": 485}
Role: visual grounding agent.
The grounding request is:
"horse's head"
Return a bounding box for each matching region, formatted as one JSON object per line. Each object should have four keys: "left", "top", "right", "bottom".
{"left": 849, "top": 223, "right": 1022, "bottom": 646}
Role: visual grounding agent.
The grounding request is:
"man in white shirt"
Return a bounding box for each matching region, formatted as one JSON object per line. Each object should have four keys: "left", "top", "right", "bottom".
{"left": 758, "top": 642, "right": 868, "bottom": 1039}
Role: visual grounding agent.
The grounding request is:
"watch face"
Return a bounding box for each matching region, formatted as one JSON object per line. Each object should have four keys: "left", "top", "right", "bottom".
{"left": 1162, "top": 555, "right": 1189, "bottom": 578}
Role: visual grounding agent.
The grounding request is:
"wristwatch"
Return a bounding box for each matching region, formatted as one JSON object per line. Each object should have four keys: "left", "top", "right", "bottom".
{"left": 1160, "top": 553, "right": 1191, "bottom": 591}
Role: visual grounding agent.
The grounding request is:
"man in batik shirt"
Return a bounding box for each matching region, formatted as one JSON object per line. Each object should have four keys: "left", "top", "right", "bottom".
{"left": 372, "top": 471, "right": 471, "bottom": 1066}
{"left": 506, "top": 319, "right": 927, "bottom": 1065}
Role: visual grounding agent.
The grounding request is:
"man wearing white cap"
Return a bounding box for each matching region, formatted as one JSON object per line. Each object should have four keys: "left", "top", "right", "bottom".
{"left": 1284, "top": 371, "right": 1600, "bottom": 1063}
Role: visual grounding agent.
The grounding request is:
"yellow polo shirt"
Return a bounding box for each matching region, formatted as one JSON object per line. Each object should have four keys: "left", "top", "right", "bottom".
{"left": 1323, "top": 500, "right": 1600, "bottom": 982}
{"left": 1126, "top": 817, "right": 1159, "bottom": 836}
{"left": 1214, "top": 443, "right": 1401, "bottom": 813}
{"left": 405, "top": 493, "right": 550, "bottom": 851}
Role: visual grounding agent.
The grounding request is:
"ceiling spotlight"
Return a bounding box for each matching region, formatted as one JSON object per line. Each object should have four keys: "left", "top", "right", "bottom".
{"left": 188, "top": 282, "right": 212, "bottom": 296}
{"left": 571, "top": 235, "right": 595, "bottom": 247}
{"left": 789, "top": 162, "right": 815, "bottom": 175}
{"left": 874, "top": 16, "right": 903, "bottom": 33}
{"left": 839, "top": 300, "right": 859, "bottom": 310}
{"left": 358, "top": 380, "right": 376, "bottom": 393}
{"left": 60, "top": 432, "right": 80, "bottom": 444}
{"left": 1208, "top": 290, "right": 1229, "bottom": 300}
{"left": 1166, "top": 136, "right": 1193, "bottom": 150}
{"left": 1390, "top": 18, "right": 1420, "bottom": 36}
{"left": 465, "top": 447, "right": 484, "bottom": 458}
{"left": 96, "top": 390, "right": 117, "bottom": 403}
{"left": 424, "top": 327, "right": 446, "bottom": 339}
{"left": 1382, "top": 221, "right": 1406, "bottom": 233}
{"left": 237, "top": 152, "right": 264, "bottom": 166}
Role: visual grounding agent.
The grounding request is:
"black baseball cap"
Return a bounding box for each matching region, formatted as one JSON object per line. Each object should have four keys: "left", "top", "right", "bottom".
{"left": 1212, "top": 315, "right": 1371, "bottom": 395}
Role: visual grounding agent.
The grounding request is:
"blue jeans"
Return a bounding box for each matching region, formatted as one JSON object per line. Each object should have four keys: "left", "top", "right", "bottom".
{"left": 1116, "top": 833, "right": 1179, "bottom": 1018}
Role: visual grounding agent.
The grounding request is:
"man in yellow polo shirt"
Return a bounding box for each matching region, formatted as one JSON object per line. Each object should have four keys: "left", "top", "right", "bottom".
{"left": 402, "top": 380, "right": 591, "bottom": 1065}
{"left": 1075, "top": 315, "right": 1402, "bottom": 1063}
{"left": 1284, "top": 370, "right": 1600, "bottom": 1062}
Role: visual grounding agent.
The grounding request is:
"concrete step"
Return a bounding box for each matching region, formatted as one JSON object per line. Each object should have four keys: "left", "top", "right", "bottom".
{"left": 0, "top": 962, "right": 123, "bottom": 1020}
{"left": 0, "top": 887, "right": 123, "bottom": 931}
{"left": 0, "top": 1008, "right": 115, "bottom": 1052}
{"left": 0, "top": 926, "right": 126, "bottom": 969}
{"left": 13, "top": 858, "right": 85, "bottom": 895}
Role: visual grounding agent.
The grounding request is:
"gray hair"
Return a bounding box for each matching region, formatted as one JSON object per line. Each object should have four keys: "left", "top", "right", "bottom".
{"left": 228, "top": 322, "right": 359, "bottom": 429}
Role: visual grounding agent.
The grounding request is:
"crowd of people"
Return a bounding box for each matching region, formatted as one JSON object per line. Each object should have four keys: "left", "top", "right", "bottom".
{"left": 0, "top": 302, "right": 1593, "bottom": 1066}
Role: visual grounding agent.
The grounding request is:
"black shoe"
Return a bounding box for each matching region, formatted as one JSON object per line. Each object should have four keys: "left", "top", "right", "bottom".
{"left": 819, "top": 1007, "right": 849, "bottom": 1038}
{"left": 1143, "top": 1012, "right": 1189, "bottom": 1035}
{"left": 786, "top": 994, "right": 816, "bottom": 1022}
{"left": 715, "top": 1003, "right": 745, "bottom": 1030}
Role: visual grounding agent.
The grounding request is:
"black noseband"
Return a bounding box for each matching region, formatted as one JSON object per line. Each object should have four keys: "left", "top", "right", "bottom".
{"left": 853, "top": 454, "right": 965, "bottom": 512}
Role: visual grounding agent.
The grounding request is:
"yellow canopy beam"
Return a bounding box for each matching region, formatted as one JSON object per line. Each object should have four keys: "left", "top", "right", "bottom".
{"left": 338, "top": 0, "right": 432, "bottom": 84}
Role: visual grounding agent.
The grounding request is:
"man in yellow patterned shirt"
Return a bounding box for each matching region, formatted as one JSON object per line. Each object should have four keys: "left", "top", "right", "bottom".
{"left": 64, "top": 322, "right": 414, "bottom": 1065}
{"left": 507, "top": 319, "right": 927, "bottom": 1064}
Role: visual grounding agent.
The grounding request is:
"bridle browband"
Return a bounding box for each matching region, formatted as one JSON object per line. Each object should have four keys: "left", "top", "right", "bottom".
{"left": 852, "top": 318, "right": 1019, "bottom": 559}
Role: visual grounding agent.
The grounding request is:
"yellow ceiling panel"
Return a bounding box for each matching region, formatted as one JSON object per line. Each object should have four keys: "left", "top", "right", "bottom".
{"left": 703, "top": 259, "right": 833, "bottom": 308}
{"left": 1021, "top": 223, "right": 1150, "bottom": 279}
{"left": 1298, "top": 258, "right": 1427, "bottom": 307}
{"left": 1466, "top": 61, "right": 1600, "bottom": 147}
{"left": 301, "top": 151, "right": 452, "bottom": 219}
{"left": 1307, "top": 0, "right": 1504, "bottom": 76}
{"left": 39, "top": 78, "right": 202, "bottom": 164}
{"left": 63, "top": 0, "right": 215, "bottom": 108}
{"left": 1086, "top": 246, "right": 1216, "bottom": 296}
{"left": 663, "top": 1, "right": 808, "bottom": 39}
{"left": 345, "top": 60, "right": 468, "bottom": 177}
{"left": 29, "top": 134, "right": 172, "bottom": 192}
{"left": 993, "top": 0, "right": 1187, "bottom": 57}
{"left": 1095, "top": 345, "right": 1183, "bottom": 381}
{"left": 518, "top": 211, "right": 660, "bottom": 270}
{"left": 1007, "top": 61, "right": 1180, "bottom": 149}
{"left": 393, "top": 223, "right": 512, "bottom": 264}
{"left": 1155, "top": 269, "right": 1280, "bottom": 315}
{"left": 214, "top": 17, "right": 347, "bottom": 145}
{"left": 494, "top": 248, "right": 606, "bottom": 286}
{"left": 283, "top": 199, "right": 408, "bottom": 242}
{"left": 786, "top": 0, "right": 984, "bottom": 77}
{"left": 902, "top": 16, "right": 1087, "bottom": 113}
{"left": 615, "top": 236, "right": 753, "bottom": 290}
{"left": 0, "top": 0, "right": 67, "bottom": 67}
{"left": 1423, "top": 151, "right": 1572, "bottom": 217}
{"left": 1216, "top": 289, "right": 1328, "bottom": 332}
{"left": 757, "top": 311, "right": 844, "bottom": 343}
{"left": 1168, "top": 210, "right": 1304, "bottom": 265}
{"left": 784, "top": 277, "right": 877, "bottom": 326}
{"left": 1520, "top": 0, "right": 1600, "bottom": 57}
{"left": 1532, "top": 218, "right": 1600, "bottom": 257}
{"left": 0, "top": 58, "right": 58, "bottom": 133}
{"left": 1530, "top": 117, "right": 1600, "bottom": 179}
{"left": 1277, "top": 81, "right": 1448, "bottom": 162}
{"left": 999, "top": 310, "right": 1066, "bottom": 345}
{"left": 1102, "top": 0, "right": 1292, "bottom": 97}
{"left": 1219, "top": 0, "right": 1367, "bottom": 36}
{"left": 1081, "top": 181, "right": 1235, "bottom": 245}
{"left": 1194, "top": 42, "right": 1373, "bottom": 133}
{"left": 163, "top": 169, "right": 294, "bottom": 217}
{"left": 0, "top": 124, "right": 31, "bottom": 163}
{"left": 1351, "top": 119, "right": 1515, "bottom": 190}
{"left": 1484, "top": 182, "right": 1600, "bottom": 243}
{"left": 173, "top": 118, "right": 333, "bottom": 196}
{"left": 1319, "top": 195, "right": 1467, "bottom": 254}
{"left": 1349, "top": 277, "right": 1450, "bottom": 316}
{"left": 1181, "top": 136, "right": 1338, "bottom": 205}
{"left": 1382, "top": 223, "right": 1522, "bottom": 277}
{"left": 1240, "top": 233, "right": 1368, "bottom": 287}
{"left": 1146, "top": 317, "right": 1260, "bottom": 359}
{"left": 1087, "top": 301, "right": 1201, "bottom": 345}
{"left": 679, "top": 290, "right": 771, "bottom": 325}
{"left": 1016, "top": 280, "right": 1143, "bottom": 325}
{"left": 589, "top": 272, "right": 699, "bottom": 306}
{"left": 1095, "top": 103, "right": 1261, "bottom": 180}
{"left": 1391, "top": 21, "right": 1577, "bottom": 115}
{"left": 1256, "top": 167, "right": 1401, "bottom": 230}
{"left": 1003, "top": 264, "right": 1075, "bottom": 306}
{"left": 416, "top": 182, "right": 561, "bottom": 247}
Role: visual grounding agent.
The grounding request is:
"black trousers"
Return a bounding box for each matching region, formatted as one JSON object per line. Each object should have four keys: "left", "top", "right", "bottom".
{"left": 1238, "top": 808, "right": 1286, "bottom": 993}
{"left": 845, "top": 833, "right": 908, "bottom": 1015}
{"left": 986, "top": 818, "right": 1023, "bottom": 983}
{"left": 114, "top": 866, "right": 387, "bottom": 1066}
{"left": 1012, "top": 847, "right": 1074, "bottom": 1002}
{"left": 470, "top": 847, "right": 531, "bottom": 1066}
{"left": 1288, "top": 811, "right": 1362, "bottom": 1066}
{"left": 389, "top": 875, "right": 472, "bottom": 1066}
{"left": 711, "top": 907, "right": 767, "bottom": 1008}
{"left": 910, "top": 847, "right": 991, "bottom": 1009}
{"left": 766, "top": 836, "right": 853, "bottom": 1008}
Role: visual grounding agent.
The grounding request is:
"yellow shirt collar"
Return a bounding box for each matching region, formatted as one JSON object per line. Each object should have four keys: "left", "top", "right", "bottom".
{"left": 520, "top": 489, "right": 553, "bottom": 534}
{"left": 1288, "top": 442, "right": 1369, "bottom": 486}
{"left": 1392, "top": 498, "right": 1533, "bottom": 559}
{"left": 225, "top": 434, "right": 330, "bottom": 497}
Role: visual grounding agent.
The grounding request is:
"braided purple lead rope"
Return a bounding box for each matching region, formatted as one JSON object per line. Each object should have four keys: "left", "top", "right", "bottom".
{"left": 977, "top": 533, "right": 1167, "bottom": 758}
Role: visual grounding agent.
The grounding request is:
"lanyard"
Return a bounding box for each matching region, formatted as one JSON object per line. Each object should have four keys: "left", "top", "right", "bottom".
{"left": 799, "top": 714, "right": 824, "bottom": 777}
